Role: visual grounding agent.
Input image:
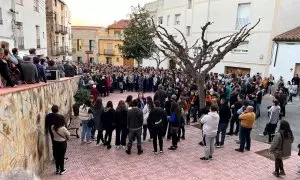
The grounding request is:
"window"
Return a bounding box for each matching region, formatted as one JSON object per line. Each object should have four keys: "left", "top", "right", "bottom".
{"left": 186, "top": 26, "right": 191, "bottom": 36}
{"left": 89, "top": 40, "right": 95, "bottom": 52}
{"left": 77, "top": 39, "right": 83, "bottom": 51}
{"left": 16, "top": 0, "right": 23, "bottom": 5}
{"left": 90, "top": 57, "right": 94, "bottom": 63}
{"left": 232, "top": 41, "right": 249, "bottom": 53}
{"left": 55, "top": 0, "right": 57, "bottom": 6}
{"left": 16, "top": 22, "right": 24, "bottom": 49}
{"left": 36, "top": 25, "right": 40, "bottom": 48}
{"left": 167, "top": 15, "right": 170, "bottom": 26}
{"left": 106, "top": 57, "right": 112, "bottom": 64}
{"left": 188, "top": 0, "right": 192, "bottom": 9}
{"left": 116, "top": 57, "right": 119, "bottom": 62}
{"left": 236, "top": 3, "right": 251, "bottom": 30}
{"left": 174, "top": 14, "right": 181, "bottom": 25}
{"left": 61, "top": 4, "right": 64, "bottom": 11}
{"left": 0, "top": 8, "right": 2, "bottom": 25}
{"left": 33, "top": 0, "right": 39, "bottom": 12}
{"left": 158, "top": 16, "right": 163, "bottom": 25}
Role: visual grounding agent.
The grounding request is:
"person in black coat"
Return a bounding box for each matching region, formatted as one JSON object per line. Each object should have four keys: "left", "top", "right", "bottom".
{"left": 102, "top": 101, "right": 115, "bottom": 149}
{"left": 215, "top": 98, "right": 231, "bottom": 147}
{"left": 148, "top": 100, "right": 168, "bottom": 154}
{"left": 168, "top": 101, "right": 181, "bottom": 151}
{"left": 115, "top": 100, "right": 128, "bottom": 149}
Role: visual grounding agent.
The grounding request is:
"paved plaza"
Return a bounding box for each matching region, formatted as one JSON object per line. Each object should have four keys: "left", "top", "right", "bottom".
{"left": 42, "top": 92, "right": 300, "bottom": 180}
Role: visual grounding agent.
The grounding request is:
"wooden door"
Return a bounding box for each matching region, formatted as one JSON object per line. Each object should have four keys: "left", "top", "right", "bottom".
{"left": 123, "top": 58, "right": 134, "bottom": 67}
{"left": 225, "top": 66, "right": 251, "bottom": 75}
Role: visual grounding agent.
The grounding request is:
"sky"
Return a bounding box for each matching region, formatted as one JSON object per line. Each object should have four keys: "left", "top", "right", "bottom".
{"left": 64, "top": 0, "right": 154, "bottom": 27}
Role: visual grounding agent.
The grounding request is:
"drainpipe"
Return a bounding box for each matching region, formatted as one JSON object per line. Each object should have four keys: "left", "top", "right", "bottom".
{"left": 11, "top": 0, "right": 17, "bottom": 47}
{"left": 273, "top": 42, "right": 279, "bottom": 67}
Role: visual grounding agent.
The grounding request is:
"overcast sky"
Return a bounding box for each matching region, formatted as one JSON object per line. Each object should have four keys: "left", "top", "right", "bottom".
{"left": 64, "top": 0, "right": 154, "bottom": 27}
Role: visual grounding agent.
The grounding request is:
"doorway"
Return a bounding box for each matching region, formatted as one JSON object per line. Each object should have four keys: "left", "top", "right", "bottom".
{"left": 294, "top": 63, "right": 300, "bottom": 75}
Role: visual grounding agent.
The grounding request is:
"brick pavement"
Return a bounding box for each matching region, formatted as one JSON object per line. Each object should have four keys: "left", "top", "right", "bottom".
{"left": 41, "top": 92, "right": 300, "bottom": 180}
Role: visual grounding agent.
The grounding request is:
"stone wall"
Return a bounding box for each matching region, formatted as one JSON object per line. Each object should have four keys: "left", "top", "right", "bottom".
{"left": 0, "top": 77, "right": 79, "bottom": 174}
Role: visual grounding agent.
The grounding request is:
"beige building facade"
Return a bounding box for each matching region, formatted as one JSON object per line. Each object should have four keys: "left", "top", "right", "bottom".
{"left": 46, "top": 0, "right": 72, "bottom": 61}
{"left": 145, "top": 0, "right": 300, "bottom": 76}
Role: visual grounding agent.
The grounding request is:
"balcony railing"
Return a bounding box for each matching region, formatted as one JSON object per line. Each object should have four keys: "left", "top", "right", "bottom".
{"left": 18, "top": 37, "right": 24, "bottom": 50}
{"left": 37, "top": 38, "right": 41, "bottom": 48}
{"left": 99, "top": 34, "right": 121, "bottom": 40}
{"left": 55, "top": 24, "right": 68, "bottom": 34}
{"left": 104, "top": 49, "right": 114, "bottom": 55}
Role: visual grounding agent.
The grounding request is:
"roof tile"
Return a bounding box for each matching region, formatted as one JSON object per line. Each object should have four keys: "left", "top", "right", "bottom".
{"left": 108, "top": 19, "right": 130, "bottom": 29}
{"left": 273, "top": 26, "right": 300, "bottom": 42}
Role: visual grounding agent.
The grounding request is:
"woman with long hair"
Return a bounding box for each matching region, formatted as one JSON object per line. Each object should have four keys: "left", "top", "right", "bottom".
{"left": 51, "top": 115, "right": 70, "bottom": 175}
{"left": 125, "top": 95, "right": 133, "bottom": 109}
{"left": 102, "top": 101, "right": 115, "bottom": 149}
{"left": 270, "top": 120, "right": 294, "bottom": 177}
{"left": 115, "top": 100, "right": 128, "bottom": 149}
{"left": 142, "top": 96, "right": 154, "bottom": 141}
{"left": 168, "top": 101, "right": 181, "bottom": 151}
{"left": 79, "top": 100, "right": 93, "bottom": 144}
{"left": 93, "top": 98, "right": 105, "bottom": 146}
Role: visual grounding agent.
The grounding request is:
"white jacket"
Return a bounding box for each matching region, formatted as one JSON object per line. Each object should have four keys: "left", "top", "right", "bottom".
{"left": 142, "top": 104, "right": 149, "bottom": 125}
{"left": 201, "top": 112, "right": 220, "bottom": 137}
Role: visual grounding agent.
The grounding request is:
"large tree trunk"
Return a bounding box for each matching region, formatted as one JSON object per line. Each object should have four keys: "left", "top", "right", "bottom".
{"left": 196, "top": 73, "right": 206, "bottom": 109}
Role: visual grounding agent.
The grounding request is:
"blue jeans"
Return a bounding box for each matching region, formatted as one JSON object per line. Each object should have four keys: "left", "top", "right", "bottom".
{"left": 81, "top": 120, "right": 91, "bottom": 141}
{"left": 239, "top": 126, "right": 252, "bottom": 151}
{"left": 215, "top": 123, "right": 228, "bottom": 145}
{"left": 256, "top": 103, "right": 261, "bottom": 117}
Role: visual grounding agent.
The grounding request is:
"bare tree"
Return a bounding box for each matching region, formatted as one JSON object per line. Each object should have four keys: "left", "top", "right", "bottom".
{"left": 154, "top": 19, "right": 260, "bottom": 108}
{"left": 140, "top": 43, "right": 170, "bottom": 68}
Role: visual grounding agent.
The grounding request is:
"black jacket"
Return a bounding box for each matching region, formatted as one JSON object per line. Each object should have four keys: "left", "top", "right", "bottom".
{"left": 102, "top": 108, "right": 115, "bottom": 130}
{"left": 147, "top": 107, "right": 167, "bottom": 129}
{"left": 115, "top": 109, "right": 127, "bottom": 129}
{"left": 127, "top": 107, "right": 143, "bottom": 129}
{"left": 219, "top": 104, "right": 231, "bottom": 124}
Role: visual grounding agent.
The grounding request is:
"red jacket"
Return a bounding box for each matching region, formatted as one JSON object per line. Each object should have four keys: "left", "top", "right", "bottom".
{"left": 91, "top": 88, "right": 98, "bottom": 103}
{"left": 106, "top": 76, "right": 111, "bottom": 88}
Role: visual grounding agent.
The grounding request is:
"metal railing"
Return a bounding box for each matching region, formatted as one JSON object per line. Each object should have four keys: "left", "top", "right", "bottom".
{"left": 18, "top": 37, "right": 24, "bottom": 50}
{"left": 99, "top": 34, "right": 121, "bottom": 40}
{"left": 104, "top": 49, "right": 114, "bottom": 55}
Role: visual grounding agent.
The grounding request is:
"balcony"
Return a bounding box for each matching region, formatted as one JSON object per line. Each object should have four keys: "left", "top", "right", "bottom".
{"left": 104, "top": 49, "right": 114, "bottom": 55}
{"left": 55, "top": 24, "right": 68, "bottom": 34}
{"left": 18, "top": 37, "right": 24, "bottom": 50}
{"left": 37, "top": 38, "right": 41, "bottom": 48}
{"left": 60, "top": 46, "right": 66, "bottom": 55}
{"left": 99, "top": 34, "right": 121, "bottom": 40}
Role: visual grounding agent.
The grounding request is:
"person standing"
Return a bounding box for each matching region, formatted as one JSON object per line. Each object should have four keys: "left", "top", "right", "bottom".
{"left": 255, "top": 87, "right": 263, "bottom": 118}
{"left": 168, "top": 102, "right": 181, "bottom": 151}
{"left": 154, "top": 84, "right": 167, "bottom": 108}
{"left": 200, "top": 105, "right": 220, "bottom": 160}
{"left": 142, "top": 96, "right": 153, "bottom": 142}
{"left": 215, "top": 98, "right": 231, "bottom": 148}
{"left": 227, "top": 94, "right": 243, "bottom": 136}
{"left": 126, "top": 99, "right": 144, "bottom": 155}
{"left": 93, "top": 98, "right": 105, "bottom": 146}
{"left": 0, "top": 48, "right": 17, "bottom": 87}
{"left": 51, "top": 115, "right": 70, "bottom": 175}
{"left": 33, "top": 57, "right": 47, "bottom": 83}
{"left": 102, "top": 101, "right": 115, "bottom": 149}
{"left": 21, "top": 56, "right": 39, "bottom": 84}
{"left": 148, "top": 100, "right": 168, "bottom": 154}
{"left": 115, "top": 100, "right": 128, "bottom": 149}
{"left": 79, "top": 100, "right": 93, "bottom": 144}
{"left": 235, "top": 106, "right": 256, "bottom": 152}
{"left": 269, "top": 120, "right": 294, "bottom": 177}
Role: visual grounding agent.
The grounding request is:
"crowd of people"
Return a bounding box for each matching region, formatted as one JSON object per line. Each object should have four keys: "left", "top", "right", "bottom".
{"left": 0, "top": 46, "right": 79, "bottom": 88}
{"left": 42, "top": 63, "right": 300, "bottom": 177}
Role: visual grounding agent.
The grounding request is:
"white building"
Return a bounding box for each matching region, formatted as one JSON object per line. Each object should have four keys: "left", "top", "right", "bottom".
{"left": 0, "top": 1, "right": 14, "bottom": 48}
{"left": 144, "top": 0, "right": 300, "bottom": 77}
{"left": 269, "top": 27, "right": 300, "bottom": 82}
{"left": 15, "top": 0, "right": 47, "bottom": 56}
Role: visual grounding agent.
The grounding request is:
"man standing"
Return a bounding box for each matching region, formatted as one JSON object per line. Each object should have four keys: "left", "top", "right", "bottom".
{"left": 33, "top": 57, "right": 47, "bottom": 83}
{"left": 154, "top": 84, "right": 167, "bottom": 108}
{"left": 291, "top": 74, "right": 299, "bottom": 94}
{"left": 126, "top": 99, "right": 144, "bottom": 155}
{"left": 256, "top": 87, "right": 263, "bottom": 118}
{"left": 200, "top": 105, "right": 220, "bottom": 160}
{"left": 227, "top": 94, "right": 243, "bottom": 136}
{"left": 21, "top": 56, "right": 39, "bottom": 84}
{"left": 235, "top": 106, "right": 256, "bottom": 152}
{"left": 215, "top": 98, "right": 231, "bottom": 148}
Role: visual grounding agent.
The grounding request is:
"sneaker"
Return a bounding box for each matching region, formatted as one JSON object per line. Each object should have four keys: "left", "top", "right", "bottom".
{"left": 115, "top": 145, "right": 120, "bottom": 149}
{"left": 279, "top": 171, "right": 286, "bottom": 176}
{"left": 181, "top": 136, "right": 185, "bottom": 140}
{"left": 86, "top": 141, "right": 92, "bottom": 144}
{"left": 55, "top": 170, "right": 60, "bottom": 175}
{"left": 64, "top": 157, "right": 68, "bottom": 162}
{"left": 199, "top": 141, "right": 204, "bottom": 146}
{"left": 168, "top": 146, "right": 176, "bottom": 151}
{"left": 122, "top": 146, "right": 126, "bottom": 150}
{"left": 95, "top": 143, "right": 100, "bottom": 146}
{"left": 160, "top": 150, "right": 163, "bottom": 153}
{"left": 80, "top": 141, "right": 85, "bottom": 145}
{"left": 153, "top": 151, "right": 158, "bottom": 155}
{"left": 226, "top": 132, "right": 233, "bottom": 136}
{"left": 273, "top": 171, "right": 279, "bottom": 177}
{"left": 125, "top": 150, "right": 131, "bottom": 155}
{"left": 200, "top": 157, "right": 209, "bottom": 161}
{"left": 259, "top": 133, "right": 265, "bottom": 136}
{"left": 235, "top": 148, "right": 244, "bottom": 153}
{"left": 209, "top": 155, "right": 213, "bottom": 160}
{"left": 60, "top": 169, "right": 67, "bottom": 175}
{"left": 219, "top": 145, "right": 224, "bottom": 148}
{"left": 138, "top": 150, "right": 144, "bottom": 155}
{"left": 107, "top": 145, "right": 112, "bottom": 149}
{"left": 215, "top": 145, "right": 221, "bottom": 148}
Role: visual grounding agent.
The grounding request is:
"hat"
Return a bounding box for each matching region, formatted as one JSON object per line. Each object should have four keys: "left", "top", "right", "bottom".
{"left": 171, "top": 94, "right": 177, "bottom": 100}
{"left": 0, "top": 48, "right": 4, "bottom": 53}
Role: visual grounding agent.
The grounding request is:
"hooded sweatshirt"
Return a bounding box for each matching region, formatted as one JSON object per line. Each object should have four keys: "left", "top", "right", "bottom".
{"left": 200, "top": 112, "right": 220, "bottom": 137}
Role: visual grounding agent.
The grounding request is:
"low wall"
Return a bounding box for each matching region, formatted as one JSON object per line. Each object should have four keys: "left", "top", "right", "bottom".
{"left": 0, "top": 77, "right": 80, "bottom": 174}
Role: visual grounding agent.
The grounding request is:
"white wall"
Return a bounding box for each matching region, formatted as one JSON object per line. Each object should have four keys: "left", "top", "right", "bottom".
{"left": 269, "top": 42, "right": 300, "bottom": 83}
{"left": 0, "top": 1, "right": 14, "bottom": 47}
{"left": 15, "top": 0, "right": 47, "bottom": 56}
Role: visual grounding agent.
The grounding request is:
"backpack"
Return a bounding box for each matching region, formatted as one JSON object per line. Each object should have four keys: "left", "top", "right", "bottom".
{"left": 169, "top": 112, "right": 176, "bottom": 124}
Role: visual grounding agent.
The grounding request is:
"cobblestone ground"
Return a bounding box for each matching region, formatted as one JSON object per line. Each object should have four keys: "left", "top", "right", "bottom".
{"left": 42, "top": 92, "right": 300, "bottom": 180}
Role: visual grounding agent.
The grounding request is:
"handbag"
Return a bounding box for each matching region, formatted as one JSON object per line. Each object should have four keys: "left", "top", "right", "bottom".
{"left": 54, "top": 128, "right": 69, "bottom": 141}
{"left": 169, "top": 112, "right": 176, "bottom": 123}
